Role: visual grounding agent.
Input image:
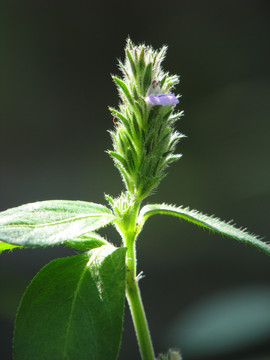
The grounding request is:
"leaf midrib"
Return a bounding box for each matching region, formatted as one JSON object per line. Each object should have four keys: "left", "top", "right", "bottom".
{"left": 0, "top": 213, "right": 115, "bottom": 229}
{"left": 62, "top": 248, "right": 107, "bottom": 358}
{"left": 139, "top": 204, "right": 270, "bottom": 255}
{"left": 140, "top": 206, "right": 252, "bottom": 239}
{"left": 62, "top": 257, "right": 92, "bottom": 358}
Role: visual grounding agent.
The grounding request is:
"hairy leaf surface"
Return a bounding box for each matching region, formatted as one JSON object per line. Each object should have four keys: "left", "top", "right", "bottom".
{"left": 0, "top": 200, "right": 115, "bottom": 247}
{"left": 66, "top": 232, "right": 108, "bottom": 251}
{"left": 138, "top": 204, "right": 270, "bottom": 255}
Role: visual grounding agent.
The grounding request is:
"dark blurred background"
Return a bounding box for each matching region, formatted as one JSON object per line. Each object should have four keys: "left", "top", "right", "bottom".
{"left": 1, "top": 1, "right": 270, "bottom": 359}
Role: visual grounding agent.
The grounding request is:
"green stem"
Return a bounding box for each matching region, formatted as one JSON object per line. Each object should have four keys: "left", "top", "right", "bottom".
{"left": 121, "top": 202, "right": 155, "bottom": 360}
{"left": 126, "top": 275, "right": 155, "bottom": 360}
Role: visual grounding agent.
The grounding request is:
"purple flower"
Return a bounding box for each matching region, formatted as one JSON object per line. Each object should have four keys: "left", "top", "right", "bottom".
{"left": 145, "top": 93, "right": 179, "bottom": 106}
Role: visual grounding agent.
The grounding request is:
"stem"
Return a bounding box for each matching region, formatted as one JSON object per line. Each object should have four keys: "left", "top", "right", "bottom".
{"left": 126, "top": 274, "right": 155, "bottom": 360}
{"left": 121, "top": 202, "right": 155, "bottom": 360}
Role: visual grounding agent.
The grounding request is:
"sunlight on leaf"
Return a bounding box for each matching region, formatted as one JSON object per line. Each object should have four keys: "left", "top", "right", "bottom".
{"left": 14, "top": 245, "right": 127, "bottom": 360}
{"left": 0, "top": 200, "right": 116, "bottom": 247}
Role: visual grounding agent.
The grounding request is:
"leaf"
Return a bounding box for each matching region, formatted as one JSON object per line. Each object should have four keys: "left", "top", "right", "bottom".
{"left": 0, "top": 200, "right": 116, "bottom": 247}
{"left": 0, "top": 240, "right": 20, "bottom": 253}
{"left": 66, "top": 232, "right": 108, "bottom": 251}
{"left": 13, "top": 245, "right": 127, "bottom": 360}
{"left": 138, "top": 204, "right": 270, "bottom": 256}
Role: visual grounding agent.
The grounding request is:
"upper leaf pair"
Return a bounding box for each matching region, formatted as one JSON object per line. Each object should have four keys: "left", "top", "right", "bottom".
{"left": 0, "top": 199, "right": 269, "bottom": 256}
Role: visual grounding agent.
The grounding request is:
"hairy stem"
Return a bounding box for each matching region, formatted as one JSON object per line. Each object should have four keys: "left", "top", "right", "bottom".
{"left": 126, "top": 262, "right": 155, "bottom": 360}
{"left": 121, "top": 202, "right": 155, "bottom": 360}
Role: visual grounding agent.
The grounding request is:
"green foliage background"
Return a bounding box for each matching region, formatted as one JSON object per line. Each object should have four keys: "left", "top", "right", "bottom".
{"left": 1, "top": 1, "right": 270, "bottom": 359}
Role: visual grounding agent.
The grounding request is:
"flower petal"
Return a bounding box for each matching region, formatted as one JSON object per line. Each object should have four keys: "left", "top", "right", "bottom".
{"left": 145, "top": 93, "right": 179, "bottom": 106}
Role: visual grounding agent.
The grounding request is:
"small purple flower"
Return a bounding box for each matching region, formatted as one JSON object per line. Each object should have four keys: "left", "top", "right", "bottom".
{"left": 145, "top": 93, "right": 179, "bottom": 106}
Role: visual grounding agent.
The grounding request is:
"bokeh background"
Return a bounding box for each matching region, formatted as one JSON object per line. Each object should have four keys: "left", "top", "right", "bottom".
{"left": 1, "top": 1, "right": 270, "bottom": 359}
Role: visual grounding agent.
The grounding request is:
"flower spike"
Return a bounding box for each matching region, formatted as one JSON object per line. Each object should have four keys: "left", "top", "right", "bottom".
{"left": 109, "top": 39, "right": 184, "bottom": 201}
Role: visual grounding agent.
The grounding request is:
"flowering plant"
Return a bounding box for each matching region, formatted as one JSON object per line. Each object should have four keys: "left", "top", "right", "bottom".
{"left": 0, "top": 39, "right": 269, "bottom": 360}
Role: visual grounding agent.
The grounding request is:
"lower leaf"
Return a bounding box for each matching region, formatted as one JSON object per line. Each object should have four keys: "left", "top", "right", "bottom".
{"left": 65, "top": 232, "right": 108, "bottom": 251}
{"left": 13, "top": 245, "right": 127, "bottom": 360}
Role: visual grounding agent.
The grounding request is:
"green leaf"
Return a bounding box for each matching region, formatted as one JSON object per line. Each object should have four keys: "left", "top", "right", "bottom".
{"left": 0, "top": 240, "right": 20, "bottom": 253}
{"left": 14, "top": 245, "right": 127, "bottom": 360}
{"left": 138, "top": 204, "right": 270, "bottom": 256}
{"left": 66, "top": 232, "right": 108, "bottom": 251}
{"left": 0, "top": 200, "right": 116, "bottom": 247}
